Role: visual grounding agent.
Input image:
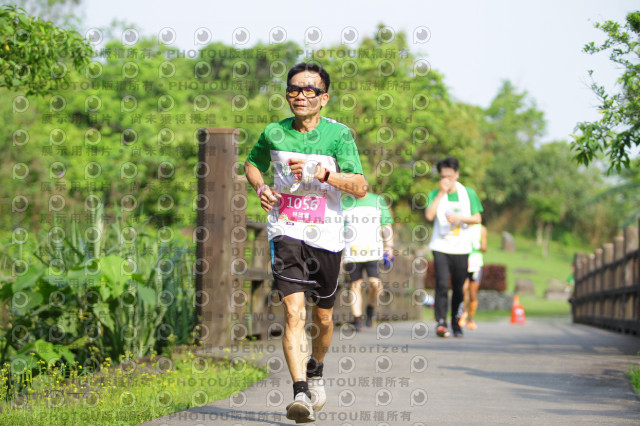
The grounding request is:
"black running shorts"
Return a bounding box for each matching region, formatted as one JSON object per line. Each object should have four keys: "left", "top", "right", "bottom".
{"left": 467, "top": 267, "right": 483, "bottom": 284}
{"left": 270, "top": 236, "right": 342, "bottom": 309}
{"left": 344, "top": 260, "right": 380, "bottom": 282}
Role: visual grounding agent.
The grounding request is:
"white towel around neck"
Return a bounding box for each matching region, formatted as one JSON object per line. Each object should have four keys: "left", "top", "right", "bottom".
{"left": 435, "top": 181, "right": 470, "bottom": 236}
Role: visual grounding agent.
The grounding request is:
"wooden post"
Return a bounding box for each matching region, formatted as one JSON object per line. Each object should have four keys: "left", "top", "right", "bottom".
{"left": 594, "top": 248, "right": 603, "bottom": 293}
{"left": 588, "top": 254, "right": 596, "bottom": 318}
{"left": 230, "top": 175, "right": 248, "bottom": 340}
{"left": 575, "top": 253, "right": 586, "bottom": 298}
{"left": 603, "top": 243, "right": 614, "bottom": 291}
{"left": 248, "top": 222, "right": 275, "bottom": 339}
{"left": 195, "top": 128, "right": 242, "bottom": 350}
{"left": 624, "top": 224, "right": 639, "bottom": 323}
{"left": 624, "top": 227, "right": 638, "bottom": 287}
{"left": 613, "top": 236, "right": 624, "bottom": 288}
{"left": 573, "top": 253, "right": 582, "bottom": 320}
{"left": 613, "top": 236, "right": 625, "bottom": 322}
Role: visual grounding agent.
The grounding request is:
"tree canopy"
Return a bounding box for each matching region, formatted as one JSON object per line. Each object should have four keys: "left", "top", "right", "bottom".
{"left": 0, "top": 4, "right": 93, "bottom": 95}
{"left": 0, "top": 19, "right": 630, "bottom": 247}
{"left": 572, "top": 11, "right": 640, "bottom": 172}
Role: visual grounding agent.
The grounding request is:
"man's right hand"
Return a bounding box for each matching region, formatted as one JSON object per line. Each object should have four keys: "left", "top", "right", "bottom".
{"left": 261, "top": 186, "right": 281, "bottom": 212}
{"left": 439, "top": 176, "right": 453, "bottom": 194}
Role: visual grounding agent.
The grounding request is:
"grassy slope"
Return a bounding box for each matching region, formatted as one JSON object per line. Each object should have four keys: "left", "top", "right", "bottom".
{"left": 477, "top": 230, "right": 593, "bottom": 319}
{"left": 482, "top": 230, "right": 587, "bottom": 296}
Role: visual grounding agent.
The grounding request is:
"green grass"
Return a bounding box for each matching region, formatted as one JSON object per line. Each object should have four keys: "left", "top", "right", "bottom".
{"left": 483, "top": 230, "right": 589, "bottom": 297}
{"left": 471, "top": 295, "right": 571, "bottom": 322}
{"left": 0, "top": 351, "right": 268, "bottom": 425}
{"left": 424, "top": 294, "right": 571, "bottom": 323}
{"left": 629, "top": 355, "right": 640, "bottom": 397}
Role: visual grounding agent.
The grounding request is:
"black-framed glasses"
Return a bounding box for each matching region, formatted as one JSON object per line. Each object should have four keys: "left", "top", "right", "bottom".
{"left": 286, "top": 85, "right": 326, "bottom": 98}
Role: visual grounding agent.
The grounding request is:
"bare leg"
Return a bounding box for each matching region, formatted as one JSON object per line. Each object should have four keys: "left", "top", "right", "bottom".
{"left": 366, "top": 277, "right": 383, "bottom": 326}
{"left": 462, "top": 277, "right": 470, "bottom": 314}
{"left": 282, "top": 292, "right": 309, "bottom": 383}
{"left": 368, "top": 277, "right": 382, "bottom": 307}
{"left": 349, "top": 279, "right": 363, "bottom": 318}
{"left": 311, "top": 305, "right": 334, "bottom": 363}
{"left": 469, "top": 280, "right": 480, "bottom": 321}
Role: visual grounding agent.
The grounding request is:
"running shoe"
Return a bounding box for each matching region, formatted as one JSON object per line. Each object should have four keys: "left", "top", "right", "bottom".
{"left": 467, "top": 321, "right": 478, "bottom": 330}
{"left": 365, "top": 305, "right": 375, "bottom": 327}
{"left": 423, "top": 294, "right": 435, "bottom": 307}
{"left": 353, "top": 317, "right": 363, "bottom": 332}
{"left": 436, "top": 325, "right": 450, "bottom": 338}
{"left": 286, "top": 392, "right": 315, "bottom": 423}
{"left": 307, "top": 377, "right": 326, "bottom": 411}
{"left": 458, "top": 311, "right": 468, "bottom": 328}
{"left": 453, "top": 330, "right": 463, "bottom": 338}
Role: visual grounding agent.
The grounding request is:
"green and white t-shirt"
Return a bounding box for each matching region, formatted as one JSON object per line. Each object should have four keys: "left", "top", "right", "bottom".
{"left": 426, "top": 185, "right": 483, "bottom": 254}
{"left": 247, "top": 116, "right": 364, "bottom": 252}
{"left": 342, "top": 193, "right": 394, "bottom": 262}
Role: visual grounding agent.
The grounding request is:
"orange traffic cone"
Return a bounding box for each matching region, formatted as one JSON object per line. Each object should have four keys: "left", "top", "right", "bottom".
{"left": 510, "top": 295, "right": 526, "bottom": 324}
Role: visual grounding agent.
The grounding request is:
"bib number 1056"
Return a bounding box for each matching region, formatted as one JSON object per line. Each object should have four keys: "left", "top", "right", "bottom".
{"left": 287, "top": 196, "right": 319, "bottom": 211}
{"left": 279, "top": 193, "right": 326, "bottom": 224}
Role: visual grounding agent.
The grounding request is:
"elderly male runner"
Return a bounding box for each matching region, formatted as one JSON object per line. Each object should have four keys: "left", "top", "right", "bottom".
{"left": 245, "top": 62, "right": 367, "bottom": 423}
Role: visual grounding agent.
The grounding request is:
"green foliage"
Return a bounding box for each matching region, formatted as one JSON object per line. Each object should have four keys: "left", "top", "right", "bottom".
{"left": 478, "top": 83, "right": 619, "bottom": 245}
{"left": 0, "top": 22, "right": 629, "bottom": 245}
{"left": 0, "top": 4, "right": 93, "bottom": 95}
{"left": 480, "top": 81, "right": 546, "bottom": 214}
{"left": 572, "top": 11, "right": 640, "bottom": 172}
{"left": 629, "top": 354, "right": 640, "bottom": 397}
{"left": 0, "top": 214, "right": 196, "bottom": 381}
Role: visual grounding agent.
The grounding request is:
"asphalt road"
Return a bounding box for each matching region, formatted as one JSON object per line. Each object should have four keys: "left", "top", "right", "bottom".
{"left": 142, "top": 317, "right": 640, "bottom": 425}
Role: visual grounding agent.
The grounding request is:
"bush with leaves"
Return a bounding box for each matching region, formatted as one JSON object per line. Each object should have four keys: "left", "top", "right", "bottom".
{"left": 573, "top": 11, "right": 640, "bottom": 172}
{"left": 0, "top": 4, "right": 93, "bottom": 96}
{"left": 0, "top": 212, "right": 196, "bottom": 388}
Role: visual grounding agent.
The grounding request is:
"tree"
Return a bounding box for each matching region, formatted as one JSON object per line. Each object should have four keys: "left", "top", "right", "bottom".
{"left": 480, "top": 80, "right": 546, "bottom": 222}
{"left": 572, "top": 11, "right": 640, "bottom": 172}
{"left": 0, "top": 4, "right": 93, "bottom": 95}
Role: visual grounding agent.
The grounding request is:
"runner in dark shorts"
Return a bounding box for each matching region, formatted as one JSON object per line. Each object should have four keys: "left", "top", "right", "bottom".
{"left": 271, "top": 236, "right": 342, "bottom": 309}
{"left": 244, "top": 62, "right": 367, "bottom": 423}
{"left": 342, "top": 191, "right": 395, "bottom": 331}
{"left": 343, "top": 260, "right": 380, "bottom": 282}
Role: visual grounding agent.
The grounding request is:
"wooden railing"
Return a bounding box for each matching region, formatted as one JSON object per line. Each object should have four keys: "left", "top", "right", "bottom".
{"left": 572, "top": 218, "right": 640, "bottom": 335}
{"left": 195, "top": 128, "right": 425, "bottom": 349}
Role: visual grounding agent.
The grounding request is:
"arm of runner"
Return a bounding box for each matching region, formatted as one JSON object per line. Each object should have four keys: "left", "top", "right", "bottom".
{"left": 382, "top": 224, "right": 394, "bottom": 258}
{"left": 425, "top": 191, "right": 445, "bottom": 221}
{"left": 245, "top": 160, "right": 281, "bottom": 213}
{"left": 288, "top": 158, "right": 368, "bottom": 198}
{"left": 447, "top": 212, "right": 482, "bottom": 225}
{"left": 480, "top": 225, "right": 488, "bottom": 252}
{"left": 324, "top": 172, "right": 367, "bottom": 198}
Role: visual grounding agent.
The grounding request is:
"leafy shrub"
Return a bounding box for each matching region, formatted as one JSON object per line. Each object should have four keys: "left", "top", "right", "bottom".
{"left": 0, "top": 212, "right": 196, "bottom": 395}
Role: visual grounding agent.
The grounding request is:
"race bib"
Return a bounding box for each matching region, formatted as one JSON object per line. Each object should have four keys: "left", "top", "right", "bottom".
{"left": 278, "top": 193, "right": 326, "bottom": 224}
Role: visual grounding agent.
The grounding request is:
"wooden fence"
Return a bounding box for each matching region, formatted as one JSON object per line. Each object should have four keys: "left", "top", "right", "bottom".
{"left": 195, "top": 128, "right": 425, "bottom": 350}
{"left": 572, "top": 218, "right": 640, "bottom": 335}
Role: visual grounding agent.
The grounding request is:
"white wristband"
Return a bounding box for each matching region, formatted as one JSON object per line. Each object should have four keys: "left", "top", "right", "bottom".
{"left": 256, "top": 184, "right": 269, "bottom": 198}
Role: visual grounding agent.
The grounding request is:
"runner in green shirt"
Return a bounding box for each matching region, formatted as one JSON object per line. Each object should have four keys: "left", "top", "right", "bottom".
{"left": 245, "top": 62, "right": 367, "bottom": 423}
{"left": 342, "top": 191, "right": 395, "bottom": 330}
{"left": 425, "top": 157, "right": 483, "bottom": 338}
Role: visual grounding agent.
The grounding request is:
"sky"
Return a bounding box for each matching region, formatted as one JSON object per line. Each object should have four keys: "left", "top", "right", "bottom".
{"left": 76, "top": 0, "right": 637, "bottom": 143}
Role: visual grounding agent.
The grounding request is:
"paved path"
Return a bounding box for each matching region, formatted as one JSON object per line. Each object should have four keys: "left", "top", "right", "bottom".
{"left": 142, "top": 317, "right": 640, "bottom": 425}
